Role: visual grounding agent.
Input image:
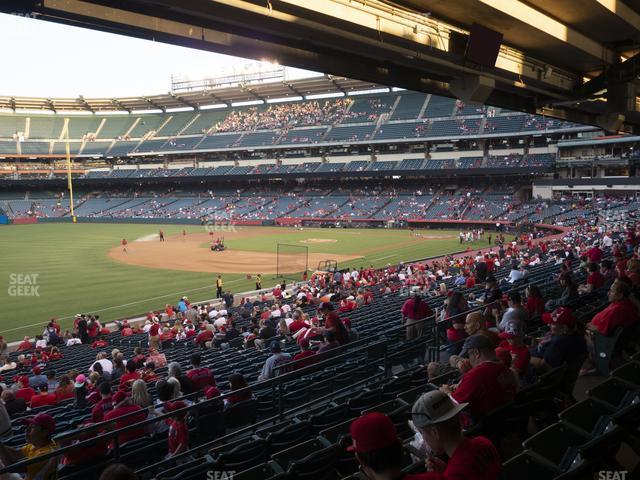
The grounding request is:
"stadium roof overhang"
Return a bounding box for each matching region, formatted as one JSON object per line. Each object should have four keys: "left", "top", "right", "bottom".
{"left": 6, "top": 0, "right": 640, "bottom": 131}
{"left": 0, "top": 76, "right": 383, "bottom": 113}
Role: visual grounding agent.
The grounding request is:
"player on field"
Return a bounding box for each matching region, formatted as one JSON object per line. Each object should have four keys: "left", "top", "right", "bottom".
{"left": 121, "top": 238, "right": 127, "bottom": 253}
{"left": 159, "top": 230, "right": 165, "bottom": 242}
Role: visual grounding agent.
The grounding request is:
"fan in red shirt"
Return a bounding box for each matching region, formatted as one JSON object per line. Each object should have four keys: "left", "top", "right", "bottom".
{"left": 103, "top": 391, "right": 147, "bottom": 447}
{"left": 91, "top": 383, "right": 114, "bottom": 423}
{"left": 349, "top": 397, "right": 500, "bottom": 480}
{"left": 186, "top": 353, "right": 215, "bottom": 391}
{"left": 579, "top": 263, "right": 606, "bottom": 294}
{"left": 442, "top": 335, "right": 517, "bottom": 422}
{"left": 339, "top": 296, "right": 357, "bottom": 312}
{"left": 17, "top": 336, "right": 33, "bottom": 352}
{"left": 401, "top": 290, "right": 433, "bottom": 340}
{"left": 164, "top": 400, "right": 189, "bottom": 457}
{"left": 497, "top": 321, "right": 531, "bottom": 377}
{"left": 119, "top": 362, "right": 141, "bottom": 391}
{"left": 525, "top": 285, "right": 545, "bottom": 318}
{"left": 288, "top": 314, "right": 310, "bottom": 334}
{"left": 15, "top": 376, "right": 36, "bottom": 404}
{"left": 586, "top": 243, "right": 603, "bottom": 263}
{"left": 587, "top": 279, "right": 640, "bottom": 336}
{"left": 292, "top": 337, "right": 317, "bottom": 370}
{"left": 29, "top": 385, "right": 58, "bottom": 409}
{"left": 320, "top": 302, "right": 349, "bottom": 345}
{"left": 148, "top": 320, "right": 161, "bottom": 351}
{"left": 121, "top": 320, "right": 134, "bottom": 337}
{"left": 224, "top": 373, "right": 253, "bottom": 407}
{"left": 59, "top": 422, "right": 109, "bottom": 468}
{"left": 195, "top": 328, "right": 214, "bottom": 347}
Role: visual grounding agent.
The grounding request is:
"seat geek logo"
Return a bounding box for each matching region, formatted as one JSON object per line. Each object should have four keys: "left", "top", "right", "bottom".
{"left": 599, "top": 471, "right": 628, "bottom": 480}
{"left": 8, "top": 274, "right": 40, "bottom": 297}
{"left": 206, "top": 472, "right": 235, "bottom": 480}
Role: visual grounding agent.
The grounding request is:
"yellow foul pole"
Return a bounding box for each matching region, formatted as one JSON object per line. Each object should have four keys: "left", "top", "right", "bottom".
{"left": 65, "top": 127, "right": 76, "bottom": 223}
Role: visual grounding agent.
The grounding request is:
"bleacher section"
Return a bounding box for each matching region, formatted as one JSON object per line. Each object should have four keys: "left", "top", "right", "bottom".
{"left": 28, "top": 116, "right": 65, "bottom": 139}
{"left": 197, "top": 133, "right": 242, "bottom": 150}
{"left": 96, "top": 116, "right": 135, "bottom": 139}
{"left": 390, "top": 92, "right": 427, "bottom": 120}
{"left": 325, "top": 124, "right": 375, "bottom": 142}
{"left": 12, "top": 186, "right": 621, "bottom": 225}
{"left": 423, "top": 95, "right": 455, "bottom": 118}
{"left": 342, "top": 96, "right": 393, "bottom": 123}
{"left": 375, "top": 122, "right": 425, "bottom": 140}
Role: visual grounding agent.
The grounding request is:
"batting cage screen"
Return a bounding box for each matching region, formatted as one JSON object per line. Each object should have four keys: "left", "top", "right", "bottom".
{"left": 276, "top": 243, "right": 309, "bottom": 281}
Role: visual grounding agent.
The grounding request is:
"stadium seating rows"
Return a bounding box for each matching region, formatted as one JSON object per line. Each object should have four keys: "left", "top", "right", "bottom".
{"left": 0, "top": 91, "right": 592, "bottom": 162}
{"left": 4, "top": 188, "right": 621, "bottom": 226}
{"left": 3, "top": 211, "right": 639, "bottom": 479}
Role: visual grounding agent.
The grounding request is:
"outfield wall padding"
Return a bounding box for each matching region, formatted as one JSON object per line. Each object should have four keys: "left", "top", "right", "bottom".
{"left": 12, "top": 217, "right": 37, "bottom": 224}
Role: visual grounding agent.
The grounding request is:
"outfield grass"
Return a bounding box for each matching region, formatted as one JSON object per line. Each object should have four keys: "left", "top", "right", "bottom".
{"left": 0, "top": 223, "right": 491, "bottom": 341}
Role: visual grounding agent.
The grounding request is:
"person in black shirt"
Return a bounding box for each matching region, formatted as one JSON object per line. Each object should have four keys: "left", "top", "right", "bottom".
{"left": 77, "top": 316, "right": 89, "bottom": 344}
{"left": 1, "top": 389, "right": 26, "bottom": 418}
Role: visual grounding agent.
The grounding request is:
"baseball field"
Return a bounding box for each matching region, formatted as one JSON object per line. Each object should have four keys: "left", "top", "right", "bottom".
{"left": 0, "top": 223, "right": 492, "bottom": 340}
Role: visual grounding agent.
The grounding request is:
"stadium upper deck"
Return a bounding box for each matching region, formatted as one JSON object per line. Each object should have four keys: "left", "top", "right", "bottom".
{"left": 0, "top": 79, "right": 594, "bottom": 160}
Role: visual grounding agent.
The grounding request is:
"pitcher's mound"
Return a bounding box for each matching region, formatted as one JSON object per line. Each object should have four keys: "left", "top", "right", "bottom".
{"left": 300, "top": 238, "right": 338, "bottom": 244}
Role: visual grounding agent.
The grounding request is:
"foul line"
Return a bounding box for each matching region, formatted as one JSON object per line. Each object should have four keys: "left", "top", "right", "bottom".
{"left": 368, "top": 253, "right": 398, "bottom": 262}
{"left": 2, "top": 278, "right": 246, "bottom": 334}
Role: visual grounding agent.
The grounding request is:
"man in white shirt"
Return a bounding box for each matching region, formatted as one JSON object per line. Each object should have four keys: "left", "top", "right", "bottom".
{"left": 91, "top": 352, "right": 113, "bottom": 374}
{"left": 506, "top": 263, "right": 528, "bottom": 283}
{"left": 602, "top": 234, "right": 613, "bottom": 248}
{"left": 214, "top": 316, "right": 227, "bottom": 330}
{"left": 66, "top": 334, "right": 82, "bottom": 346}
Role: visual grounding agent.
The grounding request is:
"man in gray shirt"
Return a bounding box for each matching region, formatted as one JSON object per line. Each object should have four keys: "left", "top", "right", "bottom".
{"left": 258, "top": 342, "right": 291, "bottom": 381}
{"left": 499, "top": 290, "right": 529, "bottom": 331}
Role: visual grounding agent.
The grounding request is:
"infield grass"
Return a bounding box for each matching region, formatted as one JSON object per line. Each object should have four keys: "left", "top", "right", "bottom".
{"left": 0, "top": 223, "right": 492, "bottom": 340}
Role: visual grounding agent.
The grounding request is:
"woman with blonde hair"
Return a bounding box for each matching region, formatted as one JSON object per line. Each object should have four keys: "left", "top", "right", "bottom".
{"left": 166, "top": 377, "right": 182, "bottom": 400}
{"left": 277, "top": 318, "right": 290, "bottom": 337}
{"left": 131, "top": 379, "right": 152, "bottom": 408}
{"left": 131, "top": 379, "right": 165, "bottom": 434}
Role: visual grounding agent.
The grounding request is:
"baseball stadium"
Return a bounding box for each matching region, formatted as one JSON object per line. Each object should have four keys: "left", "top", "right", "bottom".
{"left": 0, "top": 1, "right": 640, "bottom": 480}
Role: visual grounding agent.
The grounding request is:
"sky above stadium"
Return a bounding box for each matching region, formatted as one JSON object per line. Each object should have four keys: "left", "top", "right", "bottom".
{"left": 0, "top": 13, "right": 318, "bottom": 98}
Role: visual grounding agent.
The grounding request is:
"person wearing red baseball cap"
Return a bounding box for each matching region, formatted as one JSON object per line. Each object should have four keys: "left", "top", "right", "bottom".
{"left": 0, "top": 413, "right": 57, "bottom": 480}
{"left": 15, "top": 376, "right": 36, "bottom": 405}
{"left": 348, "top": 412, "right": 424, "bottom": 479}
{"left": 530, "top": 307, "right": 587, "bottom": 372}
